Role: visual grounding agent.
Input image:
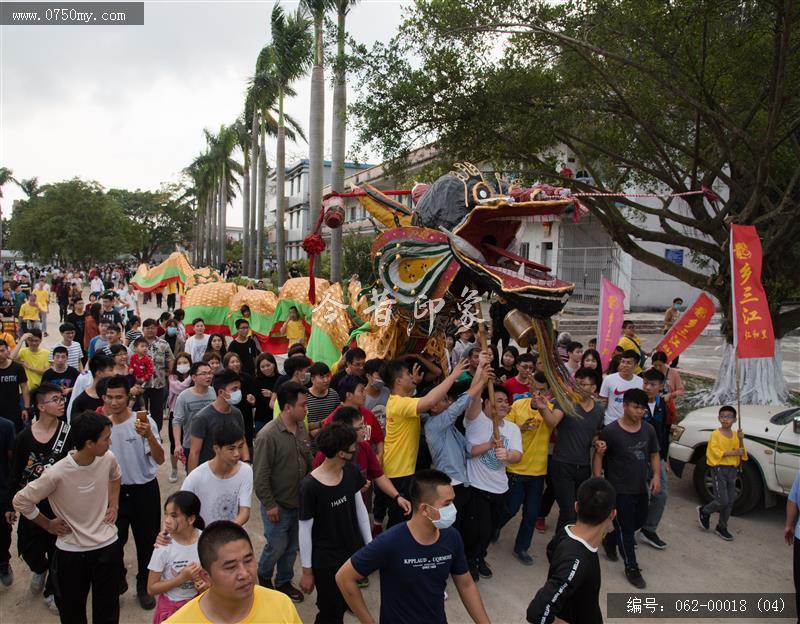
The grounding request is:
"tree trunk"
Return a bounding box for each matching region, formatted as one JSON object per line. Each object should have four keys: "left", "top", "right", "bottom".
{"left": 276, "top": 92, "right": 287, "bottom": 286}
{"left": 242, "top": 155, "right": 250, "bottom": 278}
{"left": 308, "top": 13, "right": 325, "bottom": 277}
{"left": 218, "top": 171, "right": 226, "bottom": 266}
{"left": 249, "top": 109, "right": 260, "bottom": 277}
{"left": 206, "top": 190, "right": 214, "bottom": 265}
{"left": 330, "top": 8, "right": 347, "bottom": 283}
{"left": 257, "top": 126, "right": 267, "bottom": 280}
{"left": 705, "top": 341, "right": 789, "bottom": 406}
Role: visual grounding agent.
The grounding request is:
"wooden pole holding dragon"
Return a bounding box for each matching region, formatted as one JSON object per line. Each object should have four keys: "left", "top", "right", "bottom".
{"left": 473, "top": 295, "right": 500, "bottom": 441}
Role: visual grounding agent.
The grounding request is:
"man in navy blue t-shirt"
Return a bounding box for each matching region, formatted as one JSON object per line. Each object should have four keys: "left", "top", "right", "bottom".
{"left": 336, "top": 469, "right": 490, "bottom": 624}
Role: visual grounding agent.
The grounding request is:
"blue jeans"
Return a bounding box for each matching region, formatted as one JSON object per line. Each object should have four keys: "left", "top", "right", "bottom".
{"left": 501, "top": 473, "right": 545, "bottom": 553}
{"left": 643, "top": 459, "right": 669, "bottom": 533}
{"left": 258, "top": 505, "right": 298, "bottom": 587}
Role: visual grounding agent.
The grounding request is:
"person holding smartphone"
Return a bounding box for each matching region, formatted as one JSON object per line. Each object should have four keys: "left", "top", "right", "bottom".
{"left": 99, "top": 375, "right": 166, "bottom": 610}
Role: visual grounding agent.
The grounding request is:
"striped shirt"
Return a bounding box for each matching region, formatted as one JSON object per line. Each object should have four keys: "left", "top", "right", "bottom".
{"left": 50, "top": 341, "right": 83, "bottom": 370}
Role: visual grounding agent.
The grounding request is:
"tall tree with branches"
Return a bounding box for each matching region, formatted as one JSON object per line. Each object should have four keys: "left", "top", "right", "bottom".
{"left": 351, "top": 0, "right": 800, "bottom": 403}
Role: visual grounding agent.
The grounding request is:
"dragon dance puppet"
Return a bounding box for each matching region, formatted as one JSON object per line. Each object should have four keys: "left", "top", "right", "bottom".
{"left": 132, "top": 164, "right": 583, "bottom": 408}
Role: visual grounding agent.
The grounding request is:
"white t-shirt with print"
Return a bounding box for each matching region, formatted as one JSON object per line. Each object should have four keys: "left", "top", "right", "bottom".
{"left": 599, "top": 373, "right": 644, "bottom": 425}
{"left": 465, "top": 412, "right": 522, "bottom": 494}
{"left": 180, "top": 461, "right": 253, "bottom": 525}
{"left": 147, "top": 534, "right": 201, "bottom": 602}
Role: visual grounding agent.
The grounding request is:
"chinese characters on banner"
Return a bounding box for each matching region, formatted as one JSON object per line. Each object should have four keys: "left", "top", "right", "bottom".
{"left": 654, "top": 292, "right": 716, "bottom": 364}
{"left": 730, "top": 225, "right": 775, "bottom": 359}
{"left": 596, "top": 278, "right": 626, "bottom": 371}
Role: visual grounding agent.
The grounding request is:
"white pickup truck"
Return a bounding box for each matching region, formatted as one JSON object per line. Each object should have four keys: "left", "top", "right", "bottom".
{"left": 669, "top": 404, "right": 800, "bottom": 514}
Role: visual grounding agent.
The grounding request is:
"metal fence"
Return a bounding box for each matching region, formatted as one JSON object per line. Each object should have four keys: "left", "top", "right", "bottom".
{"left": 556, "top": 245, "right": 620, "bottom": 303}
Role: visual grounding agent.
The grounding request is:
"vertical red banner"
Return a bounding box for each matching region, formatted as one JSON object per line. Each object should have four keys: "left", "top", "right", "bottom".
{"left": 596, "top": 278, "right": 626, "bottom": 371}
{"left": 730, "top": 225, "right": 775, "bottom": 359}
{"left": 654, "top": 292, "right": 716, "bottom": 363}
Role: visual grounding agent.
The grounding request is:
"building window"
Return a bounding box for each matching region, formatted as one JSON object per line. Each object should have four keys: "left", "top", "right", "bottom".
{"left": 519, "top": 243, "right": 530, "bottom": 259}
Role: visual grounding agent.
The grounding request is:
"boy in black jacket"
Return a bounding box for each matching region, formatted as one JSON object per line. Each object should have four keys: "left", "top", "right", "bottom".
{"left": 527, "top": 477, "right": 616, "bottom": 624}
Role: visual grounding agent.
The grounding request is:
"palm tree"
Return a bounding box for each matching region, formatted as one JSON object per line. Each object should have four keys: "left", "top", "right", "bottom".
{"left": 184, "top": 152, "right": 216, "bottom": 265}
{"left": 0, "top": 167, "right": 14, "bottom": 256}
{"left": 16, "top": 177, "right": 42, "bottom": 199}
{"left": 329, "top": 0, "right": 359, "bottom": 282}
{"left": 302, "top": 0, "right": 331, "bottom": 278}
{"left": 248, "top": 45, "right": 308, "bottom": 279}
{"left": 204, "top": 125, "right": 243, "bottom": 267}
{"left": 233, "top": 116, "right": 252, "bottom": 273}
{"left": 270, "top": 3, "right": 313, "bottom": 285}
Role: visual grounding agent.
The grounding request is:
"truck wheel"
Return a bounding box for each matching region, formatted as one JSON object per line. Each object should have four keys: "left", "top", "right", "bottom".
{"left": 692, "top": 456, "right": 762, "bottom": 515}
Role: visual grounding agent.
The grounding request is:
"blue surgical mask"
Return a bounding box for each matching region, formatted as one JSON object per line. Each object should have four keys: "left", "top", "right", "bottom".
{"left": 167, "top": 327, "right": 177, "bottom": 336}
{"left": 429, "top": 503, "right": 457, "bottom": 530}
{"left": 372, "top": 379, "right": 385, "bottom": 391}
{"left": 226, "top": 389, "right": 242, "bottom": 405}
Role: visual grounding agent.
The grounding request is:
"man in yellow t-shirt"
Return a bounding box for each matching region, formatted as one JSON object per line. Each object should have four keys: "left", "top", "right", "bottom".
{"left": 11, "top": 330, "right": 49, "bottom": 390}
{"left": 32, "top": 282, "right": 50, "bottom": 336}
{"left": 18, "top": 299, "right": 41, "bottom": 332}
{"left": 496, "top": 387, "right": 552, "bottom": 565}
{"left": 617, "top": 320, "right": 645, "bottom": 374}
{"left": 381, "top": 357, "right": 467, "bottom": 527}
{"left": 166, "top": 521, "right": 301, "bottom": 624}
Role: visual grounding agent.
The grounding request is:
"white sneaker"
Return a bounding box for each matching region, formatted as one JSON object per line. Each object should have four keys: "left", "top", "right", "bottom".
{"left": 168, "top": 468, "right": 178, "bottom": 483}
{"left": 30, "top": 571, "right": 46, "bottom": 595}
{"left": 44, "top": 594, "right": 59, "bottom": 614}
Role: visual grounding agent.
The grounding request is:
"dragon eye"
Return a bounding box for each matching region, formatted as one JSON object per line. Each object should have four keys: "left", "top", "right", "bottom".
{"left": 472, "top": 183, "right": 492, "bottom": 202}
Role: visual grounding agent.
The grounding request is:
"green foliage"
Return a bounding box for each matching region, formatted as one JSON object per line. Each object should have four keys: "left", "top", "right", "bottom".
{"left": 109, "top": 186, "right": 194, "bottom": 263}
{"left": 9, "top": 178, "right": 131, "bottom": 264}
{"left": 225, "top": 237, "right": 243, "bottom": 262}
{"left": 351, "top": 0, "right": 800, "bottom": 333}
{"left": 341, "top": 233, "right": 373, "bottom": 284}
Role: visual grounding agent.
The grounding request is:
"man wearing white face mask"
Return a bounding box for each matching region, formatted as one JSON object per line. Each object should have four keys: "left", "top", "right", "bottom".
{"left": 187, "top": 369, "right": 249, "bottom": 472}
{"left": 336, "top": 469, "right": 490, "bottom": 624}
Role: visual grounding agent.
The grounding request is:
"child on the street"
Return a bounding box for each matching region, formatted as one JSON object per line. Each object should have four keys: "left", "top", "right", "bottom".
{"left": 129, "top": 337, "right": 155, "bottom": 385}
{"left": 282, "top": 306, "right": 306, "bottom": 348}
{"left": 697, "top": 405, "right": 747, "bottom": 541}
{"left": 147, "top": 491, "right": 206, "bottom": 623}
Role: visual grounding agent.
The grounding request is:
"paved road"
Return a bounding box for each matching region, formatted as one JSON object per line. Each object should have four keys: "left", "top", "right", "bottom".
{"left": 0, "top": 296, "right": 794, "bottom": 623}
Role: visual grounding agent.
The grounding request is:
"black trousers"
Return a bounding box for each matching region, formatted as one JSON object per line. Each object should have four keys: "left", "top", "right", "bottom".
{"left": 539, "top": 466, "right": 556, "bottom": 518}
{"left": 166, "top": 293, "right": 176, "bottom": 311}
{"left": 462, "top": 486, "right": 504, "bottom": 562}
{"left": 314, "top": 566, "right": 348, "bottom": 624}
{"left": 386, "top": 476, "right": 414, "bottom": 528}
{"left": 794, "top": 538, "right": 799, "bottom": 624}
{"left": 607, "top": 492, "right": 648, "bottom": 569}
{"left": 143, "top": 386, "right": 167, "bottom": 431}
{"left": 550, "top": 460, "right": 592, "bottom": 532}
{"left": 452, "top": 483, "right": 473, "bottom": 536}
{"left": 0, "top": 510, "right": 11, "bottom": 564}
{"left": 167, "top": 412, "right": 178, "bottom": 455}
{"left": 117, "top": 478, "right": 161, "bottom": 591}
{"left": 18, "top": 513, "right": 57, "bottom": 597}
{"left": 51, "top": 541, "right": 121, "bottom": 624}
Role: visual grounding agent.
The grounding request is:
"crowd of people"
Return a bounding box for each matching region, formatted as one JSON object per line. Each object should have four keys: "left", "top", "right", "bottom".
{"left": 0, "top": 267, "right": 774, "bottom": 624}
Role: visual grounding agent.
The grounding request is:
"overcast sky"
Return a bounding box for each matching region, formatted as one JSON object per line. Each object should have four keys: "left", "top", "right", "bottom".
{"left": 1, "top": 0, "right": 409, "bottom": 226}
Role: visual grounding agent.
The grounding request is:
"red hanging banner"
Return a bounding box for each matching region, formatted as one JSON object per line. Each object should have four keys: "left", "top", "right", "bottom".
{"left": 654, "top": 292, "right": 716, "bottom": 364}
{"left": 596, "top": 278, "right": 626, "bottom": 371}
{"left": 729, "top": 225, "right": 775, "bottom": 359}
